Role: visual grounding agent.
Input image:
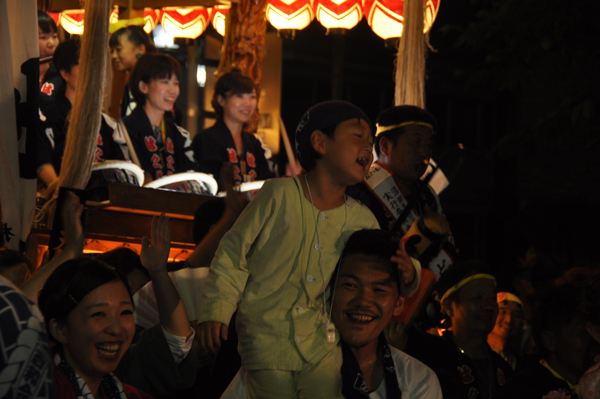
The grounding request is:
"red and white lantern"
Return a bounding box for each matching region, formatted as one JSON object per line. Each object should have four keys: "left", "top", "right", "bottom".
{"left": 314, "top": 0, "right": 363, "bottom": 30}
{"left": 363, "top": 0, "right": 440, "bottom": 39}
{"left": 209, "top": 5, "right": 230, "bottom": 36}
{"left": 266, "top": 0, "right": 315, "bottom": 31}
{"left": 58, "top": 10, "right": 85, "bottom": 35}
{"left": 161, "top": 7, "right": 210, "bottom": 39}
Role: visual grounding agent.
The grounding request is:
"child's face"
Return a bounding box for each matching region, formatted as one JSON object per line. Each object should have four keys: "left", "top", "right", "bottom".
{"left": 140, "top": 74, "right": 180, "bottom": 113}
{"left": 111, "top": 35, "right": 144, "bottom": 72}
{"left": 320, "top": 118, "right": 373, "bottom": 186}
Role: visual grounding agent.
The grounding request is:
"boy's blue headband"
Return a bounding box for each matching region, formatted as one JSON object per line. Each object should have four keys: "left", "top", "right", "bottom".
{"left": 295, "top": 101, "right": 371, "bottom": 171}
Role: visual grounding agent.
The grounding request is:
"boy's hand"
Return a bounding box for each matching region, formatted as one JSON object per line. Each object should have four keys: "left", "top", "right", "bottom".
{"left": 391, "top": 239, "right": 415, "bottom": 286}
{"left": 197, "top": 321, "right": 228, "bottom": 354}
{"left": 140, "top": 213, "right": 171, "bottom": 273}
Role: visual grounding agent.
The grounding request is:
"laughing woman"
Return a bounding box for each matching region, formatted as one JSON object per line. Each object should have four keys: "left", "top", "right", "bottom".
{"left": 38, "top": 214, "right": 197, "bottom": 398}
{"left": 118, "top": 53, "right": 196, "bottom": 182}
{"left": 192, "top": 70, "right": 273, "bottom": 191}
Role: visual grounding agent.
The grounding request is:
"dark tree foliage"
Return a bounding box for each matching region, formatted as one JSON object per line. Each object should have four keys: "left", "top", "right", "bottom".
{"left": 440, "top": 0, "right": 600, "bottom": 158}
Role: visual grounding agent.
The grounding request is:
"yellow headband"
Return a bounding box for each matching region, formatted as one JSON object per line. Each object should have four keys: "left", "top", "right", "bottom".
{"left": 109, "top": 18, "right": 145, "bottom": 34}
{"left": 497, "top": 292, "right": 523, "bottom": 307}
{"left": 375, "top": 121, "right": 434, "bottom": 137}
{"left": 437, "top": 273, "right": 496, "bottom": 311}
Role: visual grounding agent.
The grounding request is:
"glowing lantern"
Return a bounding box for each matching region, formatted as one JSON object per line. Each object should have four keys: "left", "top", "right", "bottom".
{"left": 49, "top": 12, "right": 60, "bottom": 26}
{"left": 142, "top": 9, "right": 160, "bottom": 34}
{"left": 266, "top": 0, "right": 314, "bottom": 31}
{"left": 314, "top": 0, "right": 363, "bottom": 30}
{"left": 363, "top": 0, "right": 440, "bottom": 39}
{"left": 60, "top": 8, "right": 159, "bottom": 35}
{"left": 161, "top": 7, "right": 210, "bottom": 39}
{"left": 209, "top": 5, "right": 230, "bottom": 36}
{"left": 59, "top": 10, "right": 85, "bottom": 35}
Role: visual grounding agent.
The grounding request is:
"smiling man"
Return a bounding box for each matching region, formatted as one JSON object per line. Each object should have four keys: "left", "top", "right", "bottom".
{"left": 350, "top": 106, "right": 455, "bottom": 280}
{"left": 332, "top": 229, "right": 442, "bottom": 399}
{"left": 220, "top": 229, "right": 439, "bottom": 398}
{"left": 404, "top": 262, "right": 514, "bottom": 399}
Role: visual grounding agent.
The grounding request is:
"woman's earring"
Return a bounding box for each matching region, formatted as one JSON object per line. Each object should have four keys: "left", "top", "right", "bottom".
{"left": 136, "top": 53, "right": 141, "bottom": 59}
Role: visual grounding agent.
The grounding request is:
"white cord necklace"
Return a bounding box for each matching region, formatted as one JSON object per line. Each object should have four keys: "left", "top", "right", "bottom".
{"left": 304, "top": 174, "right": 347, "bottom": 344}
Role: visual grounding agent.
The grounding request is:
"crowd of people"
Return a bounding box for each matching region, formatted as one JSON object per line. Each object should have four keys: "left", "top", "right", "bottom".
{"left": 0, "top": 9, "right": 598, "bottom": 399}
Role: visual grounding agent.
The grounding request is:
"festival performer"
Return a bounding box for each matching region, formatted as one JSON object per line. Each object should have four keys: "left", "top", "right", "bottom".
{"left": 37, "top": 39, "right": 125, "bottom": 186}
{"left": 198, "top": 101, "right": 420, "bottom": 398}
{"left": 192, "top": 70, "right": 273, "bottom": 191}
{"left": 118, "top": 53, "right": 196, "bottom": 182}
{"left": 109, "top": 25, "right": 156, "bottom": 117}
{"left": 405, "top": 261, "right": 514, "bottom": 399}
{"left": 38, "top": 10, "right": 59, "bottom": 88}
{"left": 351, "top": 105, "right": 455, "bottom": 280}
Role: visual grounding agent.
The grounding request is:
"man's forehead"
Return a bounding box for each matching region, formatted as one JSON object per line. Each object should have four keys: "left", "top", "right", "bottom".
{"left": 402, "top": 124, "right": 435, "bottom": 137}
{"left": 340, "top": 254, "right": 396, "bottom": 283}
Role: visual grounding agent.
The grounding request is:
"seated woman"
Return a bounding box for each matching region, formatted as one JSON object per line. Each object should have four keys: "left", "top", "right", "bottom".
{"left": 118, "top": 53, "right": 196, "bottom": 182}
{"left": 192, "top": 70, "right": 273, "bottom": 191}
{"left": 109, "top": 25, "right": 156, "bottom": 117}
{"left": 38, "top": 214, "right": 197, "bottom": 398}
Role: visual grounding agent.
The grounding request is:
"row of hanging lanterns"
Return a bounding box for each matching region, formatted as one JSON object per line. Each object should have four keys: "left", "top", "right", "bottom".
{"left": 270, "top": 0, "right": 440, "bottom": 39}
{"left": 50, "top": 6, "right": 229, "bottom": 38}
{"left": 50, "top": 0, "right": 439, "bottom": 41}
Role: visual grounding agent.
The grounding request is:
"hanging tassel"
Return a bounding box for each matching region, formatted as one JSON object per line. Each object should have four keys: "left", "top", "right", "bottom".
{"left": 57, "top": 0, "right": 111, "bottom": 190}
{"left": 394, "top": 0, "right": 426, "bottom": 108}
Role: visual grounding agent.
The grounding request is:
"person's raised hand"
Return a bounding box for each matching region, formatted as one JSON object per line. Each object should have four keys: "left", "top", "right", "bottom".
{"left": 140, "top": 213, "right": 171, "bottom": 273}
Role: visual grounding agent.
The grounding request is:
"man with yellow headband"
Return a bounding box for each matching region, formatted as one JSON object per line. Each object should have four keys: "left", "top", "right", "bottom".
{"left": 404, "top": 261, "right": 514, "bottom": 399}
{"left": 498, "top": 278, "right": 595, "bottom": 399}
{"left": 487, "top": 292, "right": 525, "bottom": 370}
{"left": 349, "top": 105, "right": 455, "bottom": 281}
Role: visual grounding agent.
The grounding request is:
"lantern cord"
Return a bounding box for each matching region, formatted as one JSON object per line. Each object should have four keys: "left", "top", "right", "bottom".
{"left": 394, "top": 0, "right": 426, "bottom": 108}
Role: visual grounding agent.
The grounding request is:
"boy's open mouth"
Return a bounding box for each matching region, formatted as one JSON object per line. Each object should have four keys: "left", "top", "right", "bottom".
{"left": 356, "top": 157, "right": 368, "bottom": 167}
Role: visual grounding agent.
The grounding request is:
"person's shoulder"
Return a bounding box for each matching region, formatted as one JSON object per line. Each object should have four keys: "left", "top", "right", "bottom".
{"left": 345, "top": 194, "right": 379, "bottom": 225}
{"left": 390, "top": 346, "right": 437, "bottom": 377}
{"left": 101, "top": 113, "right": 117, "bottom": 130}
{"left": 390, "top": 347, "right": 442, "bottom": 398}
{"left": 0, "top": 276, "right": 36, "bottom": 313}
{"left": 258, "top": 176, "right": 297, "bottom": 195}
{"left": 121, "top": 381, "right": 154, "bottom": 399}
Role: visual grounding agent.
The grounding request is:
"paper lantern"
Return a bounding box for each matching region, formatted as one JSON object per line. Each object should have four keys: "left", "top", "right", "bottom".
{"left": 209, "top": 5, "right": 230, "bottom": 36}
{"left": 314, "top": 0, "right": 363, "bottom": 30}
{"left": 61, "top": 8, "right": 159, "bottom": 35}
{"left": 161, "top": 7, "right": 210, "bottom": 39}
{"left": 142, "top": 9, "right": 160, "bottom": 34}
{"left": 59, "top": 10, "right": 85, "bottom": 35}
{"left": 363, "top": 0, "right": 440, "bottom": 39}
{"left": 266, "top": 0, "right": 315, "bottom": 31}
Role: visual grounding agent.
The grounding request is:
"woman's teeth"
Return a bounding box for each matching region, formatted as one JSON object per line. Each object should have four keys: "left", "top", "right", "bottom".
{"left": 96, "top": 343, "right": 120, "bottom": 356}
